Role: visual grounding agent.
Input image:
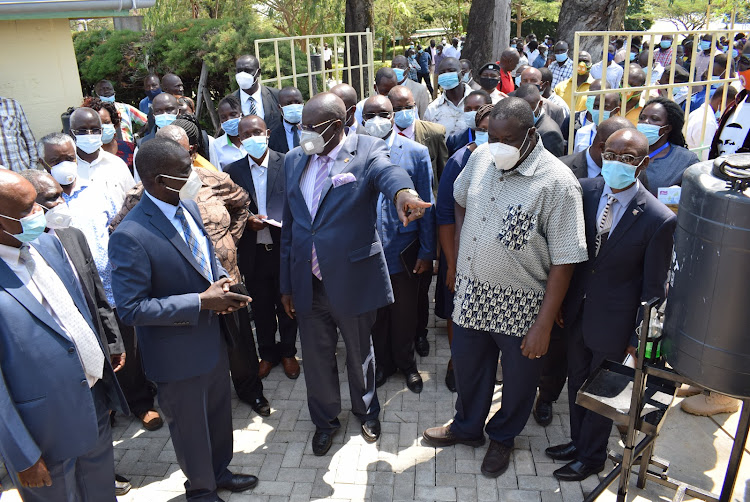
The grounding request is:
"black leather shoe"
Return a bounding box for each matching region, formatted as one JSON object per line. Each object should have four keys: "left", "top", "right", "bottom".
{"left": 553, "top": 459, "right": 605, "bottom": 482}
{"left": 217, "top": 473, "right": 258, "bottom": 492}
{"left": 312, "top": 429, "right": 336, "bottom": 456}
{"left": 481, "top": 440, "right": 512, "bottom": 477}
{"left": 361, "top": 419, "right": 381, "bottom": 443}
{"left": 545, "top": 441, "right": 578, "bottom": 461}
{"left": 375, "top": 367, "right": 391, "bottom": 388}
{"left": 533, "top": 398, "right": 554, "bottom": 426}
{"left": 250, "top": 396, "right": 271, "bottom": 417}
{"left": 405, "top": 372, "right": 423, "bottom": 393}
{"left": 415, "top": 335, "right": 429, "bottom": 357}
{"left": 445, "top": 365, "right": 456, "bottom": 392}
{"left": 115, "top": 474, "right": 131, "bottom": 496}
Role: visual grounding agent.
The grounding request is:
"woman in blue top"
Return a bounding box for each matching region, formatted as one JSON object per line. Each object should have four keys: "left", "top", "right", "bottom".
{"left": 435, "top": 103, "right": 493, "bottom": 392}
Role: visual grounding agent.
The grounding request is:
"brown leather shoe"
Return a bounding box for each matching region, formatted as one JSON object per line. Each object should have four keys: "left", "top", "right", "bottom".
{"left": 281, "top": 357, "right": 300, "bottom": 379}
{"left": 422, "top": 425, "right": 485, "bottom": 447}
{"left": 140, "top": 410, "right": 163, "bottom": 431}
{"left": 481, "top": 440, "right": 512, "bottom": 477}
{"left": 258, "top": 360, "right": 273, "bottom": 379}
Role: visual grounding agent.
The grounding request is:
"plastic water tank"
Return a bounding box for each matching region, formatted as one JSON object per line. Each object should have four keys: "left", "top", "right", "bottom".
{"left": 663, "top": 154, "right": 750, "bottom": 398}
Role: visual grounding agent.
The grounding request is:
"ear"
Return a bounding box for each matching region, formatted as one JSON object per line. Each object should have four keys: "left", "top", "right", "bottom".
{"left": 637, "top": 156, "right": 650, "bottom": 175}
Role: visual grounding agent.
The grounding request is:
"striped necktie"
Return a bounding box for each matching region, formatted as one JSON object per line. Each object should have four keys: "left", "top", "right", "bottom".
{"left": 175, "top": 206, "right": 213, "bottom": 281}
{"left": 595, "top": 194, "right": 617, "bottom": 256}
{"left": 310, "top": 156, "right": 331, "bottom": 280}
{"left": 292, "top": 124, "right": 300, "bottom": 147}
{"left": 247, "top": 96, "right": 257, "bottom": 117}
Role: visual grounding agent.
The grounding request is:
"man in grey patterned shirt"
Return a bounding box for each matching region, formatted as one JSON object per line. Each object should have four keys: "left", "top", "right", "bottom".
{"left": 422, "top": 97, "right": 588, "bottom": 478}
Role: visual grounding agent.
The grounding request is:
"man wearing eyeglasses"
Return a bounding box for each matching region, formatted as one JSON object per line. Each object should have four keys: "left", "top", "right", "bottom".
{"left": 546, "top": 128, "right": 676, "bottom": 482}
{"left": 69, "top": 108, "right": 135, "bottom": 210}
{"left": 279, "top": 92, "right": 431, "bottom": 456}
{"left": 232, "top": 55, "right": 281, "bottom": 132}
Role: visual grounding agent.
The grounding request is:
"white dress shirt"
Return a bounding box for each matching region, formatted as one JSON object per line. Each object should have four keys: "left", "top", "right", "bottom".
{"left": 240, "top": 86, "right": 265, "bottom": 119}
{"left": 249, "top": 152, "right": 274, "bottom": 244}
{"left": 686, "top": 102, "right": 718, "bottom": 161}
{"left": 395, "top": 122, "right": 416, "bottom": 141}
{"left": 585, "top": 148, "right": 602, "bottom": 178}
{"left": 299, "top": 140, "right": 345, "bottom": 212}
{"left": 209, "top": 133, "right": 246, "bottom": 171}
{"left": 76, "top": 149, "right": 135, "bottom": 210}
{"left": 0, "top": 242, "right": 100, "bottom": 386}
{"left": 590, "top": 60, "right": 624, "bottom": 90}
{"left": 596, "top": 180, "right": 640, "bottom": 234}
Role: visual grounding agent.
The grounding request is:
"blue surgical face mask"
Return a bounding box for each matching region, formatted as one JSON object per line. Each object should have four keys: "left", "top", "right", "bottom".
{"left": 146, "top": 88, "right": 162, "bottom": 100}
{"left": 601, "top": 159, "right": 641, "bottom": 189}
{"left": 660, "top": 40, "right": 672, "bottom": 50}
{"left": 242, "top": 135, "right": 268, "bottom": 159}
{"left": 392, "top": 68, "right": 406, "bottom": 82}
{"left": 394, "top": 108, "right": 416, "bottom": 129}
{"left": 281, "top": 103, "right": 303, "bottom": 124}
{"left": 438, "top": 72, "right": 461, "bottom": 90}
{"left": 515, "top": 75, "right": 522, "bottom": 87}
{"left": 733, "top": 49, "right": 739, "bottom": 59}
{"left": 0, "top": 206, "right": 47, "bottom": 243}
{"left": 222, "top": 117, "right": 241, "bottom": 137}
{"left": 629, "top": 52, "right": 637, "bottom": 62}
{"left": 99, "top": 94, "right": 116, "bottom": 103}
{"left": 700, "top": 40, "right": 712, "bottom": 51}
{"left": 637, "top": 123, "right": 665, "bottom": 146}
{"left": 591, "top": 108, "right": 611, "bottom": 124}
{"left": 102, "top": 123, "right": 116, "bottom": 143}
{"left": 555, "top": 53, "right": 568, "bottom": 63}
{"left": 462, "top": 71, "right": 471, "bottom": 83}
{"left": 154, "top": 113, "right": 177, "bottom": 129}
{"left": 474, "top": 130, "right": 488, "bottom": 146}
{"left": 585, "top": 96, "right": 595, "bottom": 118}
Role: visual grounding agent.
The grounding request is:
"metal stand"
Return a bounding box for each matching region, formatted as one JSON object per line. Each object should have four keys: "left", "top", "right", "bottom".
{"left": 579, "top": 299, "right": 750, "bottom": 502}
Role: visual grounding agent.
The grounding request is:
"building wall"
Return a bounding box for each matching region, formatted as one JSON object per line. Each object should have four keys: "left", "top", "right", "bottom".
{"left": 0, "top": 18, "right": 83, "bottom": 141}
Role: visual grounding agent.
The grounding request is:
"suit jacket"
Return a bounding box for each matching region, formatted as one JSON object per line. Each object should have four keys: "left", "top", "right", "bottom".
{"left": 560, "top": 150, "right": 651, "bottom": 192}
{"left": 109, "top": 196, "right": 229, "bottom": 383}
{"left": 0, "top": 233, "right": 127, "bottom": 473}
{"left": 414, "top": 119, "right": 449, "bottom": 189}
{"left": 446, "top": 128, "right": 471, "bottom": 157}
{"left": 224, "top": 149, "right": 286, "bottom": 282}
{"left": 543, "top": 99, "right": 567, "bottom": 129}
{"left": 562, "top": 177, "right": 676, "bottom": 354}
{"left": 280, "top": 133, "right": 414, "bottom": 316}
{"left": 232, "top": 85, "right": 281, "bottom": 132}
{"left": 54, "top": 227, "right": 124, "bottom": 357}
{"left": 377, "top": 134, "right": 435, "bottom": 275}
{"left": 535, "top": 113, "right": 565, "bottom": 157}
{"left": 268, "top": 121, "right": 291, "bottom": 154}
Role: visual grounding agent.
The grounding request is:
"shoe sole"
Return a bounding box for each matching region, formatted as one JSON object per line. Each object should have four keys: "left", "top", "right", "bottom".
{"left": 553, "top": 464, "right": 605, "bottom": 481}
{"left": 422, "top": 433, "right": 486, "bottom": 448}
{"left": 115, "top": 486, "right": 132, "bottom": 496}
{"left": 681, "top": 406, "right": 740, "bottom": 416}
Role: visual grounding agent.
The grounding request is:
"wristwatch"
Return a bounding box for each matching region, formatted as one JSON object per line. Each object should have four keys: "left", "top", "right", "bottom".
{"left": 394, "top": 188, "right": 420, "bottom": 205}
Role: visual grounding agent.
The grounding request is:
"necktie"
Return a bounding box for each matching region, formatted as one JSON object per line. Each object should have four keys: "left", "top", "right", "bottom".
{"left": 595, "top": 194, "right": 617, "bottom": 256}
{"left": 247, "top": 96, "right": 257, "bottom": 117}
{"left": 310, "top": 156, "right": 331, "bottom": 280}
{"left": 292, "top": 125, "right": 300, "bottom": 148}
{"left": 175, "top": 206, "right": 213, "bottom": 281}
{"left": 19, "top": 245, "right": 104, "bottom": 380}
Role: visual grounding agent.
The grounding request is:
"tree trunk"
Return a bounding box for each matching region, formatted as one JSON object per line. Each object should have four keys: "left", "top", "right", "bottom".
{"left": 463, "top": 0, "right": 511, "bottom": 74}
{"left": 345, "top": 0, "right": 374, "bottom": 100}
{"left": 556, "top": 0, "right": 627, "bottom": 61}
{"left": 516, "top": 4, "right": 523, "bottom": 39}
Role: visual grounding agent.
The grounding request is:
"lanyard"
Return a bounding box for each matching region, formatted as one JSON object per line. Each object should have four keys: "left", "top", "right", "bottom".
{"left": 468, "top": 129, "right": 474, "bottom": 144}
{"left": 649, "top": 142, "right": 670, "bottom": 159}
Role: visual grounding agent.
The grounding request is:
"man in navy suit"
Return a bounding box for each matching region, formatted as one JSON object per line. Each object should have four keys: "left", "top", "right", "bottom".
{"left": 225, "top": 115, "right": 299, "bottom": 380}
{"left": 361, "top": 95, "right": 435, "bottom": 394}
{"left": 545, "top": 129, "right": 676, "bottom": 481}
{"left": 0, "top": 170, "right": 128, "bottom": 502}
{"left": 109, "top": 138, "right": 257, "bottom": 501}
{"left": 279, "top": 92, "right": 431, "bottom": 455}
{"left": 268, "top": 86, "right": 305, "bottom": 155}
{"left": 233, "top": 55, "right": 281, "bottom": 133}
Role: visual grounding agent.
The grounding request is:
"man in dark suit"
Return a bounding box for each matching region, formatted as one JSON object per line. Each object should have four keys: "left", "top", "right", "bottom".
{"left": 225, "top": 115, "right": 299, "bottom": 380}
{"left": 516, "top": 84, "right": 565, "bottom": 157}
{"left": 545, "top": 129, "right": 676, "bottom": 481}
{"left": 519, "top": 66, "right": 568, "bottom": 129}
{"left": 233, "top": 55, "right": 281, "bottom": 133}
{"left": 109, "top": 138, "right": 257, "bottom": 501}
{"left": 279, "top": 92, "right": 431, "bottom": 456}
{"left": 268, "top": 86, "right": 304, "bottom": 154}
{"left": 0, "top": 170, "right": 128, "bottom": 502}
{"left": 533, "top": 116, "right": 648, "bottom": 426}
{"left": 330, "top": 83, "right": 360, "bottom": 134}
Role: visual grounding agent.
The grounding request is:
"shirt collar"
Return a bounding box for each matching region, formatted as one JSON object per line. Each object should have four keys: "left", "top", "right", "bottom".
{"left": 145, "top": 189, "right": 180, "bottom": 220}
{"left": 384, "top": 130, "right": 396, "bottom": 150}
{"left": 602, "top": 179, "right": 640, "bottom": 206}
{"left": 283, "top": 120, "right": 299, "bottom": 134}
{"left": 514, "top": 135, "right": 545, "bottom": 177}
{"left": 250, "top": 150, "right": 271, "bottom": 169}
{"left": 0, "top": 242, "right": 22, "bottom": 266}
{"left": 76, "top": 150, "right": 103, "bottom": 166}
{"left": 394, "top": 121, "right": 415, "bottom": 138}
{"left": 585, "top": 148, "right": 600, "bottom": 172}
{"left": 240, "top": 85, "right": 262, "bottom": 103}
{"left": 437, "top": 83, "right": 471, "bottom": 107}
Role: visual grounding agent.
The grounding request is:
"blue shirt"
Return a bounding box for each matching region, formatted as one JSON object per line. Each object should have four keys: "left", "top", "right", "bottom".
{"left": 138, "top": 96, "right": 152, "bottom": 115}
{"left": 417, "top": 51, "right": 431, "bottom": 73}
{"left": 283, "top": 120, "right": 299, "bottom": 152}
{"left": 435, "top": 145, "right": 473, "bottom": 226}
{"left": 585, "top": 148, "right": 601, "bottom": 178}
{"left": 596, "top": 180, "right": 640, "bottom": 235}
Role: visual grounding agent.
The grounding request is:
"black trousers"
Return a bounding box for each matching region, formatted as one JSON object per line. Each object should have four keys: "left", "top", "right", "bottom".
{"left": 414, "top": 269, "right": 433, "bottom": 340}
{"left": 113, "top": 310, "right": 154, "bottom": 417}
{"left": 248, "top": 244, "right": 298, "bottom": 363}
{"left": 227, "top": 306, "right": 264, "bottom": 403}
{"left": 417, "top": 72, "right": 434, "bottom": 94}
{"left": 538, "top": 324, "right": 568, "bottom": 403}
{"left": 372, "top": 271, "right": 419, "bottom": 375}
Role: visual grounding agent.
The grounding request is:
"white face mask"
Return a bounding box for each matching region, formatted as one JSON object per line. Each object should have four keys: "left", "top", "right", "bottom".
{"left": 74, "top": 134, "right": 103, "bottom": 154}
{"left": 235, "top": 71, "right": 256, "bottom": 90}
{"left": 162, "top": 169, "right": 202, "bottom": 201}
{"left": 364, "top": 116, "right": 393, "bottom": 139}
{"left": 43, "top": 204, "right": 73, "bottom": 229}
{"left": 50, "top": 160, "right": 78, "bottom": 186}
{"left": 299, "top": 121, "right": 338, "bottom": 155}
{"left": 489, "top": 133, "right": 531, "bottom": 171}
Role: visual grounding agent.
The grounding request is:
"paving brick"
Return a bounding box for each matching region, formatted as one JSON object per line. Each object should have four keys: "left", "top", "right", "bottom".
{"left": 518, "top": 475, "right": 560, "bottom": 491}
{"left": 499, "top": 489, "right": 542, "bottom": 501}
{"left": 513, "top": 448, "right": 536, "bottom": 475}
{"left": 414, "top": 484, "right": 457, "bottom": 501}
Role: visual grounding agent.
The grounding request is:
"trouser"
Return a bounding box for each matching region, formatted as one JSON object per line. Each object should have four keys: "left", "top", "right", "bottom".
{"left": 537, "top": 324, "right": 568, "bottom": 403}
{"left": 567, "top": 317, "right": 624, "bottom": 466}
{"left": 450, "top": 324, "right": 544, "bottom": 446}
{"left": 414, "top": 269, "right": 433, "bottom": 340}
{"left": 417, "top": 72, "right": 434, "bottom": 94}
{"left": 297, "top": 276, "right": 380, "bottom": 433}
{"left": 157, "top": 346, "right": 234, "bottom": 501}
{"left": 113, "top": 310, "right": 154, "bottom": 417}
{"left": 227, "top": 306, "right": 264, "bottom": 403}
{"left": 248, "top": 244, "right": 298, "bottom": 363}
{"left": 372, "top": 271, "right": 419, "bottom": 375}
{"left": 11, "top": 382, "right": 115, "bottom": 502}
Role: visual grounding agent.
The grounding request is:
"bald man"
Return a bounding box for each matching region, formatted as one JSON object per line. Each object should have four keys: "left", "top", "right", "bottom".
{"left": 233, "top": 54, "right": 281, "bottom": 131}
{"left": 546, "top": 129, "right": 676, "bottom": 482}
{"left": 520, "top": 66, "right": 568, "bottom": 127}
{"left": 161, "top": 73, "right": 184, "bottom": 97}
{"left": 0, "top": 170, "right": 128, "bottom": 502}
{"left": 329, "top": 83, "right": 359, "bottom": 132}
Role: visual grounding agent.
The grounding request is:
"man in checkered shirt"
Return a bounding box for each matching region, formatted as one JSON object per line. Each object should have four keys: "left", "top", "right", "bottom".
{"left": 550, "top": 41, "right": 574, "bottom": 88}
{"left": 0, "top": 97, "right": 37, "bottom": 172}
{"left": 422, "top": 97, "right": 588, "bottom": 478}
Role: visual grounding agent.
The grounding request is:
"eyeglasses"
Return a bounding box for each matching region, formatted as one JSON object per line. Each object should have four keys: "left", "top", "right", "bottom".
{"left": 602, "top": 152, "right": 644, "bottom": 165}
{"left": 299, "top": 119, "right": 337, "bottom": 133}
{"left": 392, "top": 105, "right": 415, "bottom": 112}
{"left": 70, "top": 128, "right": 102, "bottom": 135}
{"left": 362, "top": 111, "right": 393, "bottom": 120}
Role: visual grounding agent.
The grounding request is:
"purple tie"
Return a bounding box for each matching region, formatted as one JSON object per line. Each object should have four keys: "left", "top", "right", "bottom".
{"left": 310, "top": 155, "right": 331, "bottom": 280}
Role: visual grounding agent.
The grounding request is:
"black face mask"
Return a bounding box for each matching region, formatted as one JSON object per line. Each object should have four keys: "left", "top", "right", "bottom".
{"left": 480, "top": 77, "right": 500, "bottom": 90}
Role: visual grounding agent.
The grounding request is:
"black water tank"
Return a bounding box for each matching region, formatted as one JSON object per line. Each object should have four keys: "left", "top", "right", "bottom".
{"left": 663, "top": 154, "right": 750, "bottom": 398}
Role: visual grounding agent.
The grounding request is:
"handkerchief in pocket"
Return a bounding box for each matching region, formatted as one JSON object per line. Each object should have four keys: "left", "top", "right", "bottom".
{"left": 332, "top": 172, "right": 357, "bottom": 187}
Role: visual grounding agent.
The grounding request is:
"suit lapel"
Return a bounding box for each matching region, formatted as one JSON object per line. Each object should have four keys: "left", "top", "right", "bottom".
{"left": 266, "top": 151, "right": 281, "bottom": 198}
{"left": 595, "top": 186, "right": 645, "bottom": 262}
{"left": 290, "top": 150, "right": 311, "bottom": 224}
{"left": 316, "top": 133, "right": 358, "bottom": 212}
{"left": 55, "top": 229, "right": 86, "bottom": 280}
{"left": 390, "top": 135, "right": 404, "bottom": 167}
{"left": 572, "top": 152, "right": 588, "bottom": 179}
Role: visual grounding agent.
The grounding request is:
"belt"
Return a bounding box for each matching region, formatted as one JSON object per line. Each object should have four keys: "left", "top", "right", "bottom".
{"left": 257, "top": 243, "right": 274, "bottom": 251}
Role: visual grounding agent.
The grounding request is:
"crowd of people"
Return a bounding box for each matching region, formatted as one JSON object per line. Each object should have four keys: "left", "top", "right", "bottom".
{"left": 0, "top": 27, "right": 749, "bottom": 502}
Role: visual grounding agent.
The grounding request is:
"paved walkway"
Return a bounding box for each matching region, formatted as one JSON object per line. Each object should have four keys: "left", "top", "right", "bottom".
{"left": 2, "top": 315, "right": 750, "bottom": 501}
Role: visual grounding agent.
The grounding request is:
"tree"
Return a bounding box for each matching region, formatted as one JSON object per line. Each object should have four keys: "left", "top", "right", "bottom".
{"left": 462, "top": 0, "right": 511, "bottom": 76}
{"left": 650, "top": 0, "right": 709, "bottom": 31}
{"left": 556, "top": 0, "right": 627, "bottom": 59}
{"left": 144, "top": 0, "right": 246, "bottom": 27}
{"left": 511, "top": 0, "right": 560, "bottom": 39}
{"left": 254, "top": 0, "right": 344, "bottom": 47}
{"left": 344, "top": 0, "right": 374, "bottom": 96}
{"left": 624, "top": 0, "right": 652, "bottom": 31}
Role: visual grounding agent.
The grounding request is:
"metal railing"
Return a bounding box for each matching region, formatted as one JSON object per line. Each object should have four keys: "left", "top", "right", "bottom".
{"left": 254, "top": 30, "right": 375, "bottom": 101}
{"left": 568, "top": 29, "right": 742, "bottom": 157}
